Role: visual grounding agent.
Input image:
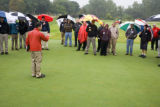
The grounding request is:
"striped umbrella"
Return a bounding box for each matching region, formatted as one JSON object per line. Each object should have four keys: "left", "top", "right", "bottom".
{"left": 119, "top": 21, "right": 141, "bottom": 33}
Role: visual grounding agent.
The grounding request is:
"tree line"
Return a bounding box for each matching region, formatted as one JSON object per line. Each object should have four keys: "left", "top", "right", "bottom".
{"left": 0, "top": 0, "right": 159, "bottom": 20}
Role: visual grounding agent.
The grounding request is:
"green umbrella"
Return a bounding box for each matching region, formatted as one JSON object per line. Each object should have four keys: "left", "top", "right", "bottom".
{"left": 119, "top": 21, "right": 141, "bottom": 33}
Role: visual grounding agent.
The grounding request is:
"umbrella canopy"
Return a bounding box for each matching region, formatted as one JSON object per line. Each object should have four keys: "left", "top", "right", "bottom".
{"left": 5, "top": 12, "right": 18, "bottom": 24}
{"left": 56, "top": 15, "right": 75, "bottom": 26}
{"left": 119, "top": 21, "right": 141, "bottom": 33}
{"left": 0, "top": 11, "right": 6, "bottom": 18}
{"left": 26, "top": 14, "right": 38, "bottom": 22}
{"left": 10, "top": 12, "right": 28, "bottom": 21}
{"left": 146, "top": 14, "right": 160, "bottom": 21}
{"left": 79, "top": 14, "right": 103, "bottom": 25}
{"left": 37, "top": 14, "right": 53, "bottom": 22}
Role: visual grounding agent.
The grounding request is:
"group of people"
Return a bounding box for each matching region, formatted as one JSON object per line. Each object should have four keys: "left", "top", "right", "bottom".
{"left": 0, "top": 16, "right": 50, "bottom": 55}
{"left": 60, "top": 18, "right": 160, "bottom": 66}
{"left": 60, "top": 19, "right": 119, "bottom": 56}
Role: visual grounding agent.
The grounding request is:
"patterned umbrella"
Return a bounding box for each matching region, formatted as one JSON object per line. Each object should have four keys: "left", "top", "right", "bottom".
{"left": 10, "top": 12, "right": 29, "bottom": 21}
{"left": 79, "top": 14, "right": 103, "bottom": 25}
{"left": 119, "top": 21, "right": 141, "bottom": 33}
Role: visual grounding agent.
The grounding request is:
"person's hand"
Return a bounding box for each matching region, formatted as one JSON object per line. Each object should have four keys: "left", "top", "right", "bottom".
{"left": 46, "top": 35, "right": 50, "bottom": 40}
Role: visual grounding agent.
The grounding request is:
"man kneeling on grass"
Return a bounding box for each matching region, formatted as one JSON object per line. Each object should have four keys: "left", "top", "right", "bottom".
{"left": 26, "top": 22, "right": 49, "bottom": 78}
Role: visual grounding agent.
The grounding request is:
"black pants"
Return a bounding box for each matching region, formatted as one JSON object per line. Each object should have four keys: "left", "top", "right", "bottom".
{"left": 151, "top": 38, "right": 158, "bottom": 50}
{"left": 77, "top": 40, "right": 87, "bottom": 51}
{"left": 74, "top": 32, "right": 78, "bottom": 47}
{"left": 100, "top": 41, "right": 108, "bottom": 55}
{"left": 97, "top": 38, "right": 101, "bottom": 52}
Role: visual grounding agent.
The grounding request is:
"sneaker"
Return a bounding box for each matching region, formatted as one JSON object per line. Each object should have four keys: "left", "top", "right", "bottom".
{"left": 46, "top": 48, "right": 49, "bottom": 50}
{"left": 156, "top": 56, "right": 160, "bottom": 58}
{"left": 76, "top": 49, "right": 80, "bottom": 51}
{"left": 1, "top": 52, "right": 4, "bottom": 55}
{"left": 142, "top": 55, "right": 146, "bottom": 58}
{"left": 84, "top": 53, "right": 88, "bottom": 55}
{"left": 37, "top": 74, "right": 45, "bottom": 78}
{"left": 139, "top": 54, "right": 143, "bottom": 57}
{"left": 130, "top": 54, "right": 133, "bottom": 56}
{"left": 158, "top": 64, "right": 160, "bottom": 67}
{"left": 94, "top": 53, "right": 97, "bottom": 56}
{"left": 125, "top": 53, "right": 129, "bottom": 55}
{"left": 15, "top": 48, "right": 19, "bottom": 51}
{"left": 5, "top": 52, "right": 8, "bottom": 55}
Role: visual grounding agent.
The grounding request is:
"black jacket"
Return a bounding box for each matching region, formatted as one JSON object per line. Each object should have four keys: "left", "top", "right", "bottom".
{"left": 125, "top": 28, "right": 137, "bottom": 39}
{"left": 28, "top": 21, "right": 36, "bottom": 31}
{"left": 19, "top": 22, "right": 28, "bottom": 35}
{"left": 60, "top": 22, "right": 66, "bottom": 33}
{"left": 97, "top": 26, "right": 104, "bottom": 38}
{"left": 40, "top": 21, "right": 50, "bottom": 33}
{"left": 139, "top": 30, "right": 151, "bottom": 42}
{"left": 86, "top": 24, "right": 98, "bottom": 37}
{"left": 73, "top": 22, "right": 82, "bottom": 33}
{"left": 0, "top": 21, "right": 9, "bottom": 34}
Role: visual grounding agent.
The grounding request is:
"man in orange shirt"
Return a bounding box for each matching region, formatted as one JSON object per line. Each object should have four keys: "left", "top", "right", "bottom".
{"left": 151, "top": 24, "right": 160, "bottom": 50}
{"left": 26, "top": 22, "right": 49, "bottom": 78}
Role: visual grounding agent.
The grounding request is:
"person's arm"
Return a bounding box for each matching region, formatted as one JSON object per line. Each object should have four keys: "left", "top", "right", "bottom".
{"left": 26, "top": 33, "right": 29, "bottom": 46}
{"left": 86, "top": 26, "right": 89, "bottom": 32}
{"left": 125, "top": 29, "right": 129, "bottom": 38}
{"left": 117, "top": 28, "right": 119, "bottom": 38}
{"left": 46, "top": 22, "right": 50, "bottom": 33}
{"left": 40, "top": 32, "right": 49, "bottom": 42}
{"left": 95, "top": 26, "right": 98, "bottom": 37}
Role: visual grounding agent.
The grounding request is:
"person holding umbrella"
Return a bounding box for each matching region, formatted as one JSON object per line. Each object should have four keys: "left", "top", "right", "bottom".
{"left": 125, "top": 24, "right": 137, "bottom": 56}
{"left": 60, "top": 19, "right": 67, "bottom": 45}
{"left": 139, "top": 25, "right": 151, "bottom": 58}
{"left": 0, "top": 17, "right": 10, "bottom": 55}
{"left": 85, "top": 20, "right": 98, "bottom": 56}
{"left": 77, "top": 21, "right": 88, "bottom": 51}
{"left": 99, "top": 24, "right": 111, "bottom": 56}
{"left": 19, "top": 19, "right": 28, "bottom": 49}
{"left": 40, "top": 16, "right": 50, "bottom": 50}
{"left": 64, "top": 19, "right": 73, "bottom": 47}
{"left": 157, "top": 30, "right": 160, "bottom": 58}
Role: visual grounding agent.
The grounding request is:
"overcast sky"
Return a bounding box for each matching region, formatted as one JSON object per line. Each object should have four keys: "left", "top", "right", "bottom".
{"left": 70, "top": 0, "right": 142, "bottom": 8}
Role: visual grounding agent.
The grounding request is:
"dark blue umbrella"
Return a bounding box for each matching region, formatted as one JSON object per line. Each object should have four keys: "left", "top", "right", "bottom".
{"left": 0, "top": 11, "right": 6, "bottom": 18}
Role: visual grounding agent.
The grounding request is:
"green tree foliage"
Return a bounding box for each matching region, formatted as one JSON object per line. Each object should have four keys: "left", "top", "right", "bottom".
{"left": 9, "top": 0, "right": 26, "bottom": 12}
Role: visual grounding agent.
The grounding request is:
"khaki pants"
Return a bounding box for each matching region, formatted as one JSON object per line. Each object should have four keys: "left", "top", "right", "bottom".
{"left": 31, "top": 51, "right": 42, "bottom": 77}
{"left": 41, "top": 32, "right": 48, "bottom": 49}
{"left": 85, "top": 37, "right": 96, "bottom": 54}
{"left": 0, "top": 34, "right": 8, "bottom": 53}
{"left": 108, "top": 38, "right": 117, "bottom": 54}
{"left": 61, "top": 32, "right": 65, "bottom": 44}
{"left": 11, "top": 34, "right": 18, "bottom": 49}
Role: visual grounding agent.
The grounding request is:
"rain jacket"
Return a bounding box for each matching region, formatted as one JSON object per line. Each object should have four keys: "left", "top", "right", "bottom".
{"left": 40, "top": 21, "right": 50, "bottom": 33}
{"left": 78, "top": 24, "right": 88, "bottom": 43}
{"left": 26, "top": 28, "right": 49, "bottom": 52}
{"left": 100, "top": 25, "right": 111, "bottom": 41}
{"left": 9, "top": 23, "right": 19, "bottom": 35}
{"left": 152, "top": 27, "right": 160, "bottom": 38}
{"left": 125, "top": 28, "right": 137, "bottom": 39}
{"left": 0, "top": 21, "right": 9, "bottom": 34}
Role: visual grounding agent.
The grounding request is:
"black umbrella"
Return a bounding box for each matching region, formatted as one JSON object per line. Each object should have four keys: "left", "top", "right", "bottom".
{"left": 10, "top": 12, "right": 29, "bottom": 21}
{"left": 57, "top": 15, "right": 68, "bottom": 19}
{"left": 26, "top": 14, "right": 38, "bottom": 22}
{"left": 146, "top": 14, "right": 160, "bottom": 21}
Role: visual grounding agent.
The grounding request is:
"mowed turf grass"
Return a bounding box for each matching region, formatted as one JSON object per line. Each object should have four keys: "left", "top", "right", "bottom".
{"left": 0, "top": 20, "right": 160, "bottom": 107}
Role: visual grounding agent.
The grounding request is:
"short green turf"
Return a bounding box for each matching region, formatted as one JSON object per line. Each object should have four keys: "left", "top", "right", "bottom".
{"left": 0, "top": 20, "right": 160, "bottom": 107}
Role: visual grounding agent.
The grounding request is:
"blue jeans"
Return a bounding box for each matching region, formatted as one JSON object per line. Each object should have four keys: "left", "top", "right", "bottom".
{"left": 65, "top": 32, "right": 72, "bottom": 46}
{"left": 126, "top": 39, "right": 134, "bottom": 54}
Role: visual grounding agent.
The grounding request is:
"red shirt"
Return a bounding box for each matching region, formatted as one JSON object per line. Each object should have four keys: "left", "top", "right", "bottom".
{"left": 26, "top": 28, "right": 49, "bottom": 51}
{"left": 152, "top": 27, "right": 160, "bottom": 38}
